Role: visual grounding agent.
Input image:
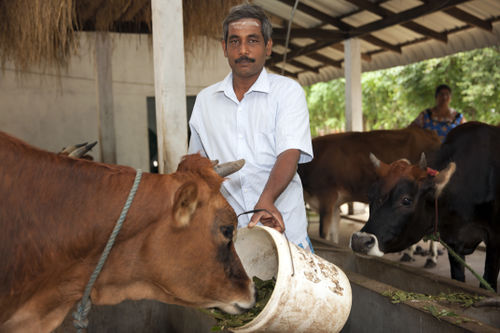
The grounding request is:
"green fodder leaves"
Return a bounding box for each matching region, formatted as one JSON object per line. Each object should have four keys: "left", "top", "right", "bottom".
{"left": 382, "top": 290, "right": 484, "bottom": 308}
{"left": 201, "top": 276, "right": 276, "bottom": 331}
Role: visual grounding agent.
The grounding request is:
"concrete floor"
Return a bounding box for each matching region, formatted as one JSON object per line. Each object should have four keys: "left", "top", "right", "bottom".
{"left": 307, "top": 203, "right": 500, "bottom": 293}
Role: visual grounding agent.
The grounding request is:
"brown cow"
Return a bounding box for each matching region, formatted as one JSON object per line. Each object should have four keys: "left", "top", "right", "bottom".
{"left": 298, "top": 126, "right": 441, "bottom": 244}
{"left": 0, "top": 132, "right": 255, "bottom": 332}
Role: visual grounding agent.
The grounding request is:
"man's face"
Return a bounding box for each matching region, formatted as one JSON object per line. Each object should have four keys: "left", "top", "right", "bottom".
{"left": 222, "top": 18, "right": 272, "bottom": 80}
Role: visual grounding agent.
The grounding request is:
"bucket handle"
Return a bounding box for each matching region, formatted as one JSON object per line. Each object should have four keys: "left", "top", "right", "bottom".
{"left": 237, "top": 209, "right": 295, "bottom": 277}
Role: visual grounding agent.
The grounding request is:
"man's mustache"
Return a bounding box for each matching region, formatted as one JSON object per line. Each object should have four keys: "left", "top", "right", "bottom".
{"left": 235, "top": 56, "right": 255, "bottom": 64}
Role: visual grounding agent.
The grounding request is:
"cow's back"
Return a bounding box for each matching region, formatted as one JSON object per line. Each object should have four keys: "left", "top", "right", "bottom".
{"left": 0, "top": 132, "right": 135, "bottom": 319}
{"left": 432, "top": 122, "right": 500, "bottom": 220}
{"left": 298, "top": 126, "right": 441, "bottom": 202}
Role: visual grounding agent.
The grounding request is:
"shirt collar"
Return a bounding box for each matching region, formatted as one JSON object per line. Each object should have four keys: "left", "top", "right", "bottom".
{"left": 215, "top": 68, "right": 270, "bottom": 101}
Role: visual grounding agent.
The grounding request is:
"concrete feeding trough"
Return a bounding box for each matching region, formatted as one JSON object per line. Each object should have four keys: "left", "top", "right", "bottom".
{"left": 311, "top": 236, "right": 500, "bottom": 333}
{"left": 56, "top": 234, "right": 499, "bottom": 333}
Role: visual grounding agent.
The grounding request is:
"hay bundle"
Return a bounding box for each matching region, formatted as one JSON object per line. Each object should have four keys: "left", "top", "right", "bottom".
{"left": 0, "top": 0, "right": 77, "bottom": 70}
{"left": 183, "top": 0, "right": 243, "bottom": 51}
{"left": 0, "top": 0, "right": 245, "bottom": 71}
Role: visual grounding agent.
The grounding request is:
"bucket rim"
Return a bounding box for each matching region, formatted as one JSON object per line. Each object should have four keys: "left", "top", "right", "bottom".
{"left": 232, "top": 226, "right": 293, "bottom": 332}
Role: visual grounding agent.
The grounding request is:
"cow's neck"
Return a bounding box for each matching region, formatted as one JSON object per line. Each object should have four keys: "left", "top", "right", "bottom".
{"left": 1, "top": 139, "right": 172, "bottom": 329}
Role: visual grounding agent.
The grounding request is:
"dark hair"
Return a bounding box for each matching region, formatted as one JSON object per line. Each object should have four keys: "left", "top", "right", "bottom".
{"left": 435, "top": 84, "right": 452, "bottom": 97}
{"left": 222, "top": 4, "right": 272, "bottom": 45}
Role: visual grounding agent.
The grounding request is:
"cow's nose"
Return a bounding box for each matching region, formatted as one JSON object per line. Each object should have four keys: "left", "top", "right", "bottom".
{"left": 350, "top": 232, "right": 376, "bottom": 254}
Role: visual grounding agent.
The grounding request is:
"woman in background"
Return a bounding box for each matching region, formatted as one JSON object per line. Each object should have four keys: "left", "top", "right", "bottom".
{"left": 411, "top": 84, "right": 466, "bottom": 142}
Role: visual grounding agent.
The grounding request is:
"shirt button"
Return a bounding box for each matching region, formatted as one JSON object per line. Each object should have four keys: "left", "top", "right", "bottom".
{"left": 238, "top": 134, "right": 243, "bottom": 139}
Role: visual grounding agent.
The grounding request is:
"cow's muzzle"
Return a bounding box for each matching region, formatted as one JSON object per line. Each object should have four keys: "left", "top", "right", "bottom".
{"left": 350, "top": 232, "right": 384, "bottom": 257}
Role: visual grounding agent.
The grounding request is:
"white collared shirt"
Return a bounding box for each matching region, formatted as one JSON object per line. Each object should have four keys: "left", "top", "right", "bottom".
{"left": 188, "top": 69, "right": 313, "bottom": 245}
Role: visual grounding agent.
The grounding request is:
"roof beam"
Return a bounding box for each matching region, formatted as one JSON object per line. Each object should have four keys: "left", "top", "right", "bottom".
{"left": 443, "top": 7, "right": 493, "bottom": 31}
{"left": 287, "top": 59, "right": 322, "bottom": 73}
{"left": 306, "top": 53, "right": 343, "bottom": 68}
{"left": 361, "top": 35, "right": 401, "bottom": 53}
{"left": 270, "top": 42, "right": 338, "bottom": 69}
{"left": 268, "top": 65, "right": 298, "bottom": 78}
{"left": 275, "top": 0, "right": 401, "bottom": 55}
{"left": 267, "top": 40, "right": 332, "bottom": 65}
{"left": 277, "top": 0, "right": 352, "bottom": 32}
{"left": 345, "top": 0, "right": 448, "bottom": 42}
{"left": 348, "top": 0, "right": 470, "bottom": 37}
{"left": 273, "top": 28, "right": 347, "bottom": 40}
{"left": 327, "top": 43, "right": 372, "bottom": 62}
{"left": 290, "top": 0, "right": 469, "bottom": 59}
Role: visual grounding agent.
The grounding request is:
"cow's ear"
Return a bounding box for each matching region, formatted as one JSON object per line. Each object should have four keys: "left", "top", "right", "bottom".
{"left": 369, "top": 153, "right": 390, "bottom": 177}
{"left": 434, "top": 162, "right": 456, "bottom": 197}
{"left": 173, "top": 182, "right": 198, "bottom": 228}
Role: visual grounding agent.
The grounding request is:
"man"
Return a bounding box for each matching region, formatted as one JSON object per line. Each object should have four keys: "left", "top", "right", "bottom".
{"left": 188, "top": 4, "right": 314, "bottom": 251}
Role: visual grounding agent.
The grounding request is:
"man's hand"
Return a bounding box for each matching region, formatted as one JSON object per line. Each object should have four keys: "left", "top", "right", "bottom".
{"left": 248, "top": 201, "right": 285, "bottom": 233}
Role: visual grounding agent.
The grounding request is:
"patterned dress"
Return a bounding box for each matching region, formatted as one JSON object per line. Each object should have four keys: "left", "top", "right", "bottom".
{"left": 413, "top": 108, "right": 465, "bottom": 142}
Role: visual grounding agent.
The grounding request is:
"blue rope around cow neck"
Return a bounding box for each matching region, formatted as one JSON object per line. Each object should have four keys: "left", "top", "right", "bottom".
{"left": 73, "top": 169, "right": 143, "bottom": 332}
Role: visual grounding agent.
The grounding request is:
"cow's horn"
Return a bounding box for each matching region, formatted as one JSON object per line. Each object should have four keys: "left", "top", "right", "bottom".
{"left": 60, "top": 142, "right": 87, "bottom": 155}
{"left": 419, "top": 152, "right": 427, "bottom": 169}
{"left": 214, "top": 159, "right": 245, "bottom": 177}
{"left": 369, "top": 153, "right": 380, "bottom": 169}
{"left": 69, "top": 141, "right": 98, "bottom": 158}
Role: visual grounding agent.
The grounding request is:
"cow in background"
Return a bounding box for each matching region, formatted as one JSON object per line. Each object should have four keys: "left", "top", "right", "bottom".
{"left": 0, "top": 131, "right": 255, "bottom": 332}
{"left": 298, "top": 126, "right": 442, "bottom": 265}
{"left": 351, "top": 122, "right": 500, "bottom": 291}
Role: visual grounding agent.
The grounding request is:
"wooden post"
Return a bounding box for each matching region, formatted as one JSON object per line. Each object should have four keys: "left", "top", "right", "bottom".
{"left": 95, "top": 32, "right": 117, "bottom": 164}
{"left": 151, "top": 0, "right": 188, "bottom": 174}
{"left": 344, "top": 38, "right": 363, "bottom": 132}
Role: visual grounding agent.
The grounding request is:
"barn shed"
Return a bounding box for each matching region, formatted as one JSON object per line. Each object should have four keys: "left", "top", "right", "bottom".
{"left": 1, "top": 0, "right": 499, "bottom": 172}
{"left": 1, "top": 1, "right": 500, "bottom": 332}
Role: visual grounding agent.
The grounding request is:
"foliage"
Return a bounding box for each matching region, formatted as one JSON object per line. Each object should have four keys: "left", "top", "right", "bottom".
{"left": 200, "top": 276, "right": 275, "bottom": 331}
{"left": 382, "top": 290, "right": 484, "bottom": 308}
{"left": 304, "top": 79, "right": 345, "bottom": 136}
{"left": 305, "top": 46, "right": 500, "bottom": 136}
{"left": 382, "top": 290, "right": 484, "bottom": 325}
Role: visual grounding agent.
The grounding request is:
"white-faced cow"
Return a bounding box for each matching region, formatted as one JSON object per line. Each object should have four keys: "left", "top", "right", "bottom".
{"left": 0, "top": 131, "right": 255, "bottom": 332}
{"left": 298, "top": 126, "right": 441, "bottom": 244}
{"left": 351, "top": 122, "right": 500, "bottom": 291}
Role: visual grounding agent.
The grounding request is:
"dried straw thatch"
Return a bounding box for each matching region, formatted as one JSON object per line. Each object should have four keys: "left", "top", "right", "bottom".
{"left": 0, "top": 0, "right": 244, "bottom": 70}
{"left": 183, "top": 0, "right": 244, "bottom": 51}
{"left": 0, "top": 0, "right": 78, "bottom": 70}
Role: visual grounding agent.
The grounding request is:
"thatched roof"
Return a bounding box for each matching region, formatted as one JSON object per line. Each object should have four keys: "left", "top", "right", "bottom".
{"left": 0, "top": 0, "right": 242, "bottom": 70}
{"left": 1, "top": 0, "right": 499, "bottom": 85}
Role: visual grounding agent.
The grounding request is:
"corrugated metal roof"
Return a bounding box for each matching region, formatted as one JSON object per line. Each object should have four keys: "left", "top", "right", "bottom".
{"left": 254, "top": 0, "right": 500, "bottom": 86}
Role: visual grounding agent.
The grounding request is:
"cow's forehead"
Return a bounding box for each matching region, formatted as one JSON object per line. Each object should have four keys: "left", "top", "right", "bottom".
{"left": 381, "top": 160, "right": 427, "bottom": 193}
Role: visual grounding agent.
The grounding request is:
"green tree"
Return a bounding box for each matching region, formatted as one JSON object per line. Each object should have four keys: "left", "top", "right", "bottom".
{"left": 305, "top": 46, "right": 500, "bottom": 136}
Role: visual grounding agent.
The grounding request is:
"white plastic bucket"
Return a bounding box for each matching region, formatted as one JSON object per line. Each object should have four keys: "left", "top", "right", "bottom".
{"left": 233, "top": 226, "right": 352, "bottom": 333}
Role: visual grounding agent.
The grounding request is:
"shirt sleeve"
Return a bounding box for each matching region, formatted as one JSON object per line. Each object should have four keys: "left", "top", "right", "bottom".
{"left": 275, "top": 81, "right": 313, "bottom": 164}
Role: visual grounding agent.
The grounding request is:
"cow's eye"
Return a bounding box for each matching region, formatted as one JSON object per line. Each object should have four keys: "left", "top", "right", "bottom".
{"left": 401, "top": 197, "right": 413, "bottom": 206}
{"left": 220, "top": 225, "right": 234, "bottom": 240}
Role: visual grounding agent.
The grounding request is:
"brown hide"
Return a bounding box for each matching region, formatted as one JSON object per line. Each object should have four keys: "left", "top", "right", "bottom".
{"left": 0, "top": 132, "right": 254, "bottom": 332}
{"left": 297, "top": 126, "right": 441, "bottom": 241}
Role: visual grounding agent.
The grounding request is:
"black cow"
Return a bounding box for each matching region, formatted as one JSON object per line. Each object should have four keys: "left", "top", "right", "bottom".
{"left": 350, "top": 122, "right": 500, "bottom": 291}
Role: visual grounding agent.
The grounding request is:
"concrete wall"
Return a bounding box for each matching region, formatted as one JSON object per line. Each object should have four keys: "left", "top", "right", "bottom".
{"left": 0, "top": 32, "right": 229, "bottom": 170}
